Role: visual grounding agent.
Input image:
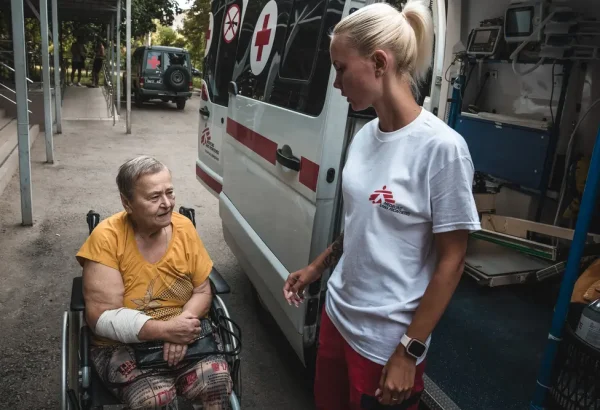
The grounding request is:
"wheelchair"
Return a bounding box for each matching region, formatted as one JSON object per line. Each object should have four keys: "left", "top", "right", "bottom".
{"left": 61, "top": 207, "right": 242, "bottom": 410}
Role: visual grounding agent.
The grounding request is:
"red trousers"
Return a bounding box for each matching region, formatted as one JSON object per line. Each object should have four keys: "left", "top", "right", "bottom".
{"left": 314, "top": 309, "right": 425, "bottom": 410}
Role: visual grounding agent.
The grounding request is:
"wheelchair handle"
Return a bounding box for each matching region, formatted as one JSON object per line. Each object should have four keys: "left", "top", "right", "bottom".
{"left": 86, "top": 210, "right": 100, "bottom": 235}
{"left": 179, "top": 206, "right": 196, "bottom": 227}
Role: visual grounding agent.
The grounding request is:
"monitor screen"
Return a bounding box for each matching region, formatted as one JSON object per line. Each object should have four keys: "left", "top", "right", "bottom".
{"left": 474, "top": 30, "right": 492, "bottom": 44}
{"left": 506, "top": 7, "right": 533, "bottom": 37}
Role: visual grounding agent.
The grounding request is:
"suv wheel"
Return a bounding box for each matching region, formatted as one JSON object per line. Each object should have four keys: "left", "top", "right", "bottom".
{"left": 164, "top": 65, "right": 190, "bottom": 93}
{"left": 176, "top": 98, "right": 186, "bottom": 110}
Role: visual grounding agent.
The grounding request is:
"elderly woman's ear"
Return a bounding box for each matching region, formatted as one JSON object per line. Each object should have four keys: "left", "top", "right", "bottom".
{"left": 120, "top": 193, "right": 132, "bottom": 214}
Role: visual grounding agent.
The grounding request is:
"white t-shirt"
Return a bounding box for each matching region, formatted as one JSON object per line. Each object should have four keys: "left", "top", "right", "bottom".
{"left": 325, "top": 108, "right": 481, "bottom": 366}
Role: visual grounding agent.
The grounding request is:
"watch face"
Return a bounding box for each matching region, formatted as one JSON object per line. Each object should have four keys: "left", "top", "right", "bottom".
{"left": 408, "top": 340, "right": 427, "bottom": 357}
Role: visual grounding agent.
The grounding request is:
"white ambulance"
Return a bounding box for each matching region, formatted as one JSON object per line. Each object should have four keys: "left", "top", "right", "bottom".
{"left": 197, "top": 0, "right": 600, "bottom": 408}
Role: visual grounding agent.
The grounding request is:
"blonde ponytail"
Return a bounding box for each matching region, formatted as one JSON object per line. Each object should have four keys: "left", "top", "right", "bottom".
{"left": 402, "top": 0, "right": 434, "bottom": 83}
{"left": 332, "top": 0, "right": 434, "bottom": 90}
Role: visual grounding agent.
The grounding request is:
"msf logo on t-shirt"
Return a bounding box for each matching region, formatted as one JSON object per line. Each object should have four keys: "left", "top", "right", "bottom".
{"left": 369, "top": 186, "right": 411, "bottom": 216}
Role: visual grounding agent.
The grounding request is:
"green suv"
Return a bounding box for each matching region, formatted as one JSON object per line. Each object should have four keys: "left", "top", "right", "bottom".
{"left": 127, "top": 45, "right": 193, "bottom": 110}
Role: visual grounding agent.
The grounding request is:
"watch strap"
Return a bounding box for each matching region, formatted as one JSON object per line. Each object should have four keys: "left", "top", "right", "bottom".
{"left": 400, "top": 334, "right": 426, "bottom": 359}
{"left": 400, "top": 334, "right": 412, "bottom": 349}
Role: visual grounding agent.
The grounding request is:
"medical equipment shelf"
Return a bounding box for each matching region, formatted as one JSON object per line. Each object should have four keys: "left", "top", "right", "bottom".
{"left": 454, "top": 114, "right": 551, "bottom": 191}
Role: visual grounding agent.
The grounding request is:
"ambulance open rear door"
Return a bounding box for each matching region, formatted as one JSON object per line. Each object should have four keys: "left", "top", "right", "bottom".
{"left": 197, "top": 0, "right": 247, "bottom": 196}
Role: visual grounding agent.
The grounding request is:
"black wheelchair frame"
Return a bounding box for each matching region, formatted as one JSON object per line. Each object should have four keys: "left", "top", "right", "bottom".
{"left": 61, "top": 207, "right": 242, "bottom": 410}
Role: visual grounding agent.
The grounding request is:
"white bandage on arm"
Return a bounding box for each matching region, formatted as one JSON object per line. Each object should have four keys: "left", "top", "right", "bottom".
{"left": 94, "top": 308, "right": 153, "bottom": 344}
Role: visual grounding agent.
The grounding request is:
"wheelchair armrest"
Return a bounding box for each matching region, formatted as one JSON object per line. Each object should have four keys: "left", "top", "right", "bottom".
{"left": 209, "top": 267, "right": 230, "bottom": 295}
{"left": 70, "top": 276, "right": 86, "bottom": 311}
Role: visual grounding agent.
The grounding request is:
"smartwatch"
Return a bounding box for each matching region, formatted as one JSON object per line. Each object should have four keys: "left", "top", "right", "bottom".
{"left": 400, "top": 334, "right": 427, "bottom": 359}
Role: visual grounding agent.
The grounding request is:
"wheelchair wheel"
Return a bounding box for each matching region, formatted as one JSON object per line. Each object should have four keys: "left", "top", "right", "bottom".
{"left": 212, "top": 295, "right": 242, "bottom": 402}
{"left": 62, "top": 311, "right": 83, "bottom": 410}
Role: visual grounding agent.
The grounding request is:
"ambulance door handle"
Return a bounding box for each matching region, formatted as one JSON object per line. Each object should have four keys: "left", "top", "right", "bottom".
{"left": 199, "top": 107, "right": 210, "bottom": 119}
{"left": 276, "top": 145, "right": 301, "bottom": 172}
{"left": 229, "top": 81, "right": 238, "bottom": 95}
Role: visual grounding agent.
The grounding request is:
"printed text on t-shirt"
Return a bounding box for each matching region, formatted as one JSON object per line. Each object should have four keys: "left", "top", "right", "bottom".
{"left": 369, "top": 186, "right": 411, "bottom": 216}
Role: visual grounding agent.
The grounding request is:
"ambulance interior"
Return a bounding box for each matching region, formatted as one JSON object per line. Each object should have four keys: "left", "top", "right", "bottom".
{"left": 334, "top": 0, "right": 600, "bottom": 408}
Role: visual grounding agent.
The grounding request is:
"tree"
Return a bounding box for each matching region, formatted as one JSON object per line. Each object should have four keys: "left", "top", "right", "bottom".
{"left": 114, "top": 0, "right": 181, "bottom": 41}
{"left": 153, "top": 23, "right": 186, "bottom": 48}
{"left": 179, "top": 0, "right": 210, "bottom": 69}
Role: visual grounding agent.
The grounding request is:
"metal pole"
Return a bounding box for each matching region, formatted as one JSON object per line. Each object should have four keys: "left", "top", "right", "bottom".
{"left": 111, "top": 20, "right": 115, "bottom": 83}
{"left": 40, "top": 0, "right": 54, "bottom": 163}
{"left": 116, "top": 0, "right": 121, "bottom": 115}
{"left": 24, "top": 0, "right": 42, "bottom": 27}
{"left": 535, "top": 62, "right": 572, "bottom": 222}
{"left": 530, "top": 123, "right": 600, "bottom": 409}
{"left": 112, "top": 16, "right": 117, "bottom": 85}
{"left": 107, "top": 22, "right": 111, "bottom": 75}
{"left": 52, "top": 0, "right": 62, "bottom": 133}
{"left": 112, "top": 15, "right": 116, "bottom": 123}
{"left": 429, "top": 0, "right": 446, "bottom": 116}
{"left": 126, "top": 0, "right": 131, "bottom": 133}
{"left": 448, "top": 73, "right": 464, "bottom": 130}
{"left": 11, "top": 0, "right": 33, "bottom": 226}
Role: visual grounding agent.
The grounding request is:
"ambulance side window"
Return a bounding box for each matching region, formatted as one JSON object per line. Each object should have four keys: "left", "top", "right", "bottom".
{"left": 269, "top": 0, "right": 343, "bottom": 115}
{"left": 278, "top": 0, "right": 327, "bottom": 81}
{"left": 234, "top": 0, "right": 294, "bottom": 102}
{"left": 233, "top": 0, "right": 344, "bottom": 117}
{"left": 203, "top": 0, "right": 228, "bottom": 105}
{"left": 214, "top": 0, "right": 243, "bottom": 106}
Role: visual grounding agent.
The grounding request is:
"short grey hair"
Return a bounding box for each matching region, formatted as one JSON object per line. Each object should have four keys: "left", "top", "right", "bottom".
{"left": 116, "top": 155, "right": 169, "bottom": 200}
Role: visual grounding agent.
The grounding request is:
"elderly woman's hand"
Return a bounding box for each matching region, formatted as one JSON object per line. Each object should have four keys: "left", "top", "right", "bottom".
{"left": 162, "top": 311, "right": 201, "bottom": 344}
{"left": 163, "top": 342, "right": 188, "bottom": 367}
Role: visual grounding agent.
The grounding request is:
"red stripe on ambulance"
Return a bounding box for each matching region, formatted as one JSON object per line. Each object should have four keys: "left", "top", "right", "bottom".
{"left": 196, "top": 165, "right": 223, "bottom": 194}
{"left": 226, "top": 117, "right": 320, "bottom": 192}
{"left": 299, "top": 157, "right": 319, "bottom": 192}
{"left": 226, "top": 118, "right": 277, "bottom": 164}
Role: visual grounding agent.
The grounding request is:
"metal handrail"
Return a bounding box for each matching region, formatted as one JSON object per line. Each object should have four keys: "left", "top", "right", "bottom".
{"left": 0, "top": 61, "right": 34, "bottom": 84}
{"left": 0, "top": 45, "right": 57, "bottom": 84}
{"left": 0, "top": 58, "right": 33, "bottom": 113}
{"left": 0, "top": 93, "right": 32, "bottom": 113}
{"left": 101, "top": 60, "right": 116, "bottom": 125}
{"left": 0, "top": 82, "right": 33, "bottom": 103}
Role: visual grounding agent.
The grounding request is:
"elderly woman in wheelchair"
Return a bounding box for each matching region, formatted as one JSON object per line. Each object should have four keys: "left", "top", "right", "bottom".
{"left": 68, "top": 156, "right": 238, "bottom": 410}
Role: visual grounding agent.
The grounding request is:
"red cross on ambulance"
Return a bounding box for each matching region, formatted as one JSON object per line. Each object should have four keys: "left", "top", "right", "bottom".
{"left": 204, "top": 12, "right": 214, "bottom": 58}
{"left": 250, "top": 0, "right": 277, "bottom": 76}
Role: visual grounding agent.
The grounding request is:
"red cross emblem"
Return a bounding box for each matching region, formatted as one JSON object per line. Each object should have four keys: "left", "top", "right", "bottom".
{"left": 147, "top": 55, "right": 160, "bottom": 69}
{"left": 255, "top": 14, "right": 271, "bottom": 62}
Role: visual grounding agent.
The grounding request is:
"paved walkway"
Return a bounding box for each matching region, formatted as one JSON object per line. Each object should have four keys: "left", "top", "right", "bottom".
{"left": 61, "top": 86, "right": 115, "bottom": 120}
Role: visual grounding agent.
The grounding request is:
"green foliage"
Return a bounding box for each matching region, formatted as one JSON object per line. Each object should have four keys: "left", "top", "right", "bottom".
{"left": 153, "top": 23, "right": 186, "bottom": 48}
{"left": 179, "top": 0, "right": 210, "bottom": 70}
{"left": 130, "top": 0, "right": 181, "bottom": 39}
{"left": 0, "top": 0, "right": 206, "bottom": 74}
{"left": 61, "top": 21, "right": 106, "bottom": 59}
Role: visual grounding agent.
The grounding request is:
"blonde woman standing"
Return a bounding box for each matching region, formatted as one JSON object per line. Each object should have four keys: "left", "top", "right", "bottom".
{"left": 283, "top": 1, "right": 481, "bottom": 409}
